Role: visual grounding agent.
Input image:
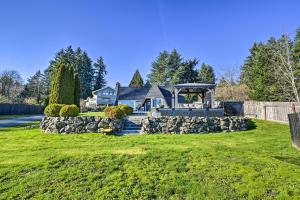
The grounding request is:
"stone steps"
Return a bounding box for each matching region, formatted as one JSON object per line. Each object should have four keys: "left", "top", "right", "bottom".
{"left": 120, "top": 115, "right": 147, "bottom": 134}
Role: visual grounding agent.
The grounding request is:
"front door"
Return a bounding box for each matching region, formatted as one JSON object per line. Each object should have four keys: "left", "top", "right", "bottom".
{"left": 145, "top": 99, "right": 151, "bottom": 111}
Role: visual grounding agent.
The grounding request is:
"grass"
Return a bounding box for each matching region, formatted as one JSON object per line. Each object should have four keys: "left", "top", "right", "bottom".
{"left": 80, "top": 112, "right": 105, "bottom": 118}
{"left": 1, "top": 120, "right": 300, "bottom": 199}
{"left": 0, "top": 115, "right": 27, "bottom": 120}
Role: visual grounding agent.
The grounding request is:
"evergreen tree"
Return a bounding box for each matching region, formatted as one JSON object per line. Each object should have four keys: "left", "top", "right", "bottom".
{"left": 148, "top": 49, "right": 199, "bottom": 84}
{"left": 197, "top": 63, "right": 216, "bottom": 84}
{"left": 241, "top": 37, "right": 289, "bottom": 101}
{"left": 93, "top": 56, "right": 107, "bottom": 90}
{"left": 129, "top": 70, "right": 144, "bottom": 87}
{"left": 21, "top": 70, "right": 46, "bottom": 103}
{"left": 74, "top": 73, "right": 81, "bottom": 107}
{"left": 147, "top": 51, "right": 170, "bottom": 85}
{"left": 49, "top": 62, "right": 75, "bottom": 105}
{"left": 75, "top": 48, "right": 94, "bottom": 99}
{"left": 45, "top": 46, "right": 95, "bottom": 100}
{"left": 292, "top": 27, "right": 300, "bottom": 63}
{"left": 174, "top": 59, "right": 198, "bottom": 83}
{"left": 168, "top": 49, "right": 183, "bottom": 83}
{"left": 292, "top": 27, "right": 300, "bottom": 86}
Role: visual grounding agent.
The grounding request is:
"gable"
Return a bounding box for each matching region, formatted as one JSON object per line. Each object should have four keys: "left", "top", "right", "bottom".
{"left": 93, "top": 86, "right": 115, "bottom": 95}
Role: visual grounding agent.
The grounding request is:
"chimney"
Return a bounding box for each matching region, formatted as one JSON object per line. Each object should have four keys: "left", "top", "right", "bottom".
{"left": 114, "top": 82, "right": 121, "bottom": 105}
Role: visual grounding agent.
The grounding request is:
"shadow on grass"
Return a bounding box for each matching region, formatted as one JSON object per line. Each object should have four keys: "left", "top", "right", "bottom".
{"left": 247, "top": 120, "right": 257, "bottom": 130}
{"left": 274, "top": 156, "right": 300, "bottom": 167}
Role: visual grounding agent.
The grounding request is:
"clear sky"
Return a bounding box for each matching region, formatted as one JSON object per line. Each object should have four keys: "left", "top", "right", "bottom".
{"left": 0, "top": 0, "right": 300, "bottom": 86}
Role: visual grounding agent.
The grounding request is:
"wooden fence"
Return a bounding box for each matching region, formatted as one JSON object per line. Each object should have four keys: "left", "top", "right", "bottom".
{"left": 0, "top": 104, "right": 44, "bottom": 115}
{"left": 243, "top": 101, "right": 298, "bottom": 123}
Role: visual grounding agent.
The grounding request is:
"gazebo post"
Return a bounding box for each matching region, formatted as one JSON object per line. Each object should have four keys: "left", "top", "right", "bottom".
{"left": 201, "top": 92, "right": 205, "bottom": 105}
{"left": 174, "top": 88, "right": 178, "bottom": 108}
{"left": 211, "top": 89, "right": 215, "bottom": 108}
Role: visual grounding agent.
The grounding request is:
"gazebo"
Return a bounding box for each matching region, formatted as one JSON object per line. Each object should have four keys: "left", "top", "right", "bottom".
{"left": 172, "top": 83, "right": 216, "bottom": 108}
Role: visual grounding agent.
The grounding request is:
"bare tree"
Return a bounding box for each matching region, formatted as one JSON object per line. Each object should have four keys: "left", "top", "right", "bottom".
{"left": 0, "top": 70, "right": 23, "bottom": 102}
{"left": 269, "top": 34, "right": 300, "bottom": 104}
{"left": 215, "top": 67, "right": 249, "bottom": 101}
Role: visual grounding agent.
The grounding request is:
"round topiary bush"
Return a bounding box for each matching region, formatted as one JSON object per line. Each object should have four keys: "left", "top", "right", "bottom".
{"left": 118, "top": 104, "right": 133, "bottom": 115}
{"left": 44, "top": 104, "right": 65, "bottom": 117}
{"left": 59, "top": 104, "right": 80, "bottom": 117}
{"left": 105, "top": 106, "right": 125, "bottom": 119}
{"left": 104, "top": 106, "right": 113, "bottom": 116}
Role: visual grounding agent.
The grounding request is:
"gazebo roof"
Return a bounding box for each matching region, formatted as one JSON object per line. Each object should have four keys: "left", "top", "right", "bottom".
{"left": 172, "top": 83, "right": 215, "bottom": 93}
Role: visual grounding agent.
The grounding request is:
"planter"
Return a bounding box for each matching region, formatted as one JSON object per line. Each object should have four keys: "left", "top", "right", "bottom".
{"left": 288, "top": 113, "right": 300, "bottom": 150}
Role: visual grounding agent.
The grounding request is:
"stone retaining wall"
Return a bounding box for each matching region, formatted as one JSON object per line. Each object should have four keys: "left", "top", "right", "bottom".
{"left": 141, "top": 116, "right": 249, "bottom": 134}
{"left": 155, "top": 108, "right": 224, "bottom": 117}
{"left": 40, "top": 116, "right": 123, "bottom": 134}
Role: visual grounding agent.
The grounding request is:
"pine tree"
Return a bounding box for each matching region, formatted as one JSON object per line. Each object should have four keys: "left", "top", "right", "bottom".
{"left": 45, "top": 46, "right": 95, "bottom": 101}
{"left": 129, "top": 70, "right": 144, "bottom": 87}
{"left": 292, "top": 27, "right": 300, "bottom": 85}
{"left": 168, "top": 49, "right": 183, "bottom": 83}
{"left": 197, "top": 63, "right": 216, "bottom": 84}
{"left": 147, "top": 51, "right": 170, "bottom": 85}
{"left": 174, "top": 59, "right": 198, "bottom": 83}
{"left": 93, "top": 56, "right": 107, "bottom": 90}
{"left": 49, "top": 62, "right": 75, "bottom": 105}
{"left": 292, "top": 27, "right": 300, "bottom": 62}
{"left": 75, "top": 48, "right": 94, "bottom": 99}
{"left": 21, "top": 70, "right": 46, "bottom": 103}
{"left": 148, "top": 49, "right": 198, "bottom": 84}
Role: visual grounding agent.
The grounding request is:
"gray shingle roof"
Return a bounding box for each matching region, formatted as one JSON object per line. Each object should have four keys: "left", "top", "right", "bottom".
{"left": 118, "top": 86, "right": 150, "bottom": 100}
{"left": 117, "top": 84, "right": 185, "bottom": 106}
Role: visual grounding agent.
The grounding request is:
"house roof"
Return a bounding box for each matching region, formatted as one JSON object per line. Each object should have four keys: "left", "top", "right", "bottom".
{"left": 92, "top": 86, "right": 115, "bottom": 95}
{"left": 145, "top": 84, "right": 184, "bottom": 107}
{"left": 117, "top": 86, "right": 150, "bottom": 101}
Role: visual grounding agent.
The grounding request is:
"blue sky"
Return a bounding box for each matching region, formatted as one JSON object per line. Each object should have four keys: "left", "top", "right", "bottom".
{"left": 0, "top": 0, "right": 300, "bottom": 86}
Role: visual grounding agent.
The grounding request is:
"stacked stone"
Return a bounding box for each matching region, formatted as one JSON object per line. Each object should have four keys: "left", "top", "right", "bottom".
{"left": 40, "top": 116, "right": 123, "bottom": 134}
{"left": 140, "top": 116, "right": 248, "bottom": 134}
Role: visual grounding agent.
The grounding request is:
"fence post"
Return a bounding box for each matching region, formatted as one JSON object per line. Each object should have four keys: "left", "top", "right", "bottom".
{"left": 292, "top": 103, "right": 296, "bottom": 113}
{"left": 263, "top": 105, "right": 267, "bottom": 120}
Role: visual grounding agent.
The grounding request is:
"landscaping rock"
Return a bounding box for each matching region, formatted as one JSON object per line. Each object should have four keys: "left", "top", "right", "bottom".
{"left": 140, "top": 116, "right": 249, "bottom": 134}
{"left": 40, "top": 116, "right": 123, "bottom": 134}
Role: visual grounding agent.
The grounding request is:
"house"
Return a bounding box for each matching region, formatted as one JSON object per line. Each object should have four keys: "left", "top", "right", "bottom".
{"left": 85, "top": 86, "right": 116, "bottom": 107}
{"left": 85, "top": 82, "right": 215, "bottom": 112}
{"left": 115, "top": 82, "right": 185, "bottom": 111}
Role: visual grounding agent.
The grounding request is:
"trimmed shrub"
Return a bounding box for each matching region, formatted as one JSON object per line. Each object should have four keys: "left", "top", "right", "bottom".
{"left": 118, "top": 104, "right": 133, "bottom": 115}
{"left": 104, "top": 106, "right": 125, "bottom": 119}
{"left": 59, "top": 104, "right": 80, "bottom": 117}
{"left": 104, "top": 106, "right": 113, "bottom": 115}
{"left": 44, "top": 104, "right": 65, "bottom": 117}
{"left": 49, "top": 62, "right": 75, "bottom": 105}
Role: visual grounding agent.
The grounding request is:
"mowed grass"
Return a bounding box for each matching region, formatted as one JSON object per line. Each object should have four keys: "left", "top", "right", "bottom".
{"left": 80, "top": 112, "right": 105, "bottom": 118}
{"left": 1, "top": 120, "right": 300, "bottom": 199}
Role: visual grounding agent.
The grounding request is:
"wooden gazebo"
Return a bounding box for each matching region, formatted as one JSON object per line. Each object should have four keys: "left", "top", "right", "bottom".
{"left": 172, "top": 83, "right": 216, "bottom": 108}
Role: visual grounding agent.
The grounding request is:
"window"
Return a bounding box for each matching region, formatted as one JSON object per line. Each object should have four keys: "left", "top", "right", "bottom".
{"left": 152, "top": 98, "right": 163, "bottom": 108}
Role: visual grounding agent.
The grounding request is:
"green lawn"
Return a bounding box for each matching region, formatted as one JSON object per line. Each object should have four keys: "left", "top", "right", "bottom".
{"left": 1, "top": 120, "right": 300, "bottom": 199}
{"left": 80, "top": 112, "right": 105, "bottom": 118}
{"left": 0, "top": 115, "right": 27, "bottom": 120}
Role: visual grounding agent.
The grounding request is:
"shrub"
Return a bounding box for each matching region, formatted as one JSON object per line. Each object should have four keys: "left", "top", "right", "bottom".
{"left": 104, "top": 106, "right": 113, "bottom": 115}
{"left": 104, "top": 106, "right": 125, "bottom": 119}
{"left": 49, "top": 62, "right": 75, "bottom": 105}
{"left": 118, "top": 104, "right": 133, "bottom": 115}
{"left": 59, "top": 104, "right": 80, "bottom": 117}
{"left": 44, "top": 104, "right": 65, "bottom": 117}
